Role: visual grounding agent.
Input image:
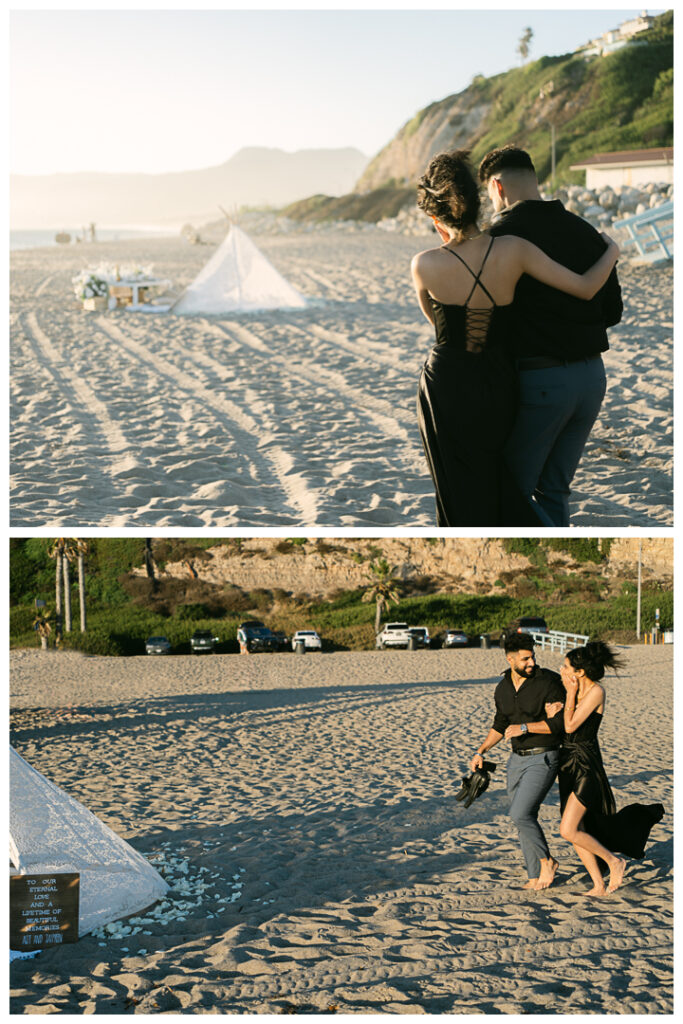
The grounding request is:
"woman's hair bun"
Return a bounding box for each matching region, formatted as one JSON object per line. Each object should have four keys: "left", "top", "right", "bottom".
{"left": 416, "top": 150, "right": 480, "bottom": 233}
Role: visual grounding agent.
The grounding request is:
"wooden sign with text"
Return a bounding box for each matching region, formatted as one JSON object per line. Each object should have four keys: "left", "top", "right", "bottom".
{"left": 10, "top": 873, "right": 80, "bottom": 951}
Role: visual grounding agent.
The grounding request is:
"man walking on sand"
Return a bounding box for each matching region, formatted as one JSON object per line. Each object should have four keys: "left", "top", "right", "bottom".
{"left": 471, "top": 633, "right": 564, "bottom": 890}
{"left": 478, "top": 146, "right": 623, "bottom": 527}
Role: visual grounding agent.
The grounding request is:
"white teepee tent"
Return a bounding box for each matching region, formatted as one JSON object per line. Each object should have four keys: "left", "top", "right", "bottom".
{"left": 10, "top": 747, "right": 169, "bottom": 939}
{"left": 172, "top": 224, "right": 308, "bottom": 315}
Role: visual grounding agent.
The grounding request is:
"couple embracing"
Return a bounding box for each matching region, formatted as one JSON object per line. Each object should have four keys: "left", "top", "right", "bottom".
{"left": 411, "top": 145, "right": 623, "bottom": 527}
{"left": 470, "top": 633, "right": 663, "bottom": 896}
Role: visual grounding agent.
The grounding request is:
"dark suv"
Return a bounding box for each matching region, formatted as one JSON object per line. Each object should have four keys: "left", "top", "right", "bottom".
{"left": 500, "top": 617, "right": 549, "bottom": 646}
{"left": 237, "top": 620, "right": 280, "bottom": 653}
{"left": 190, "top": 629, "right": 219, "bottom": 654}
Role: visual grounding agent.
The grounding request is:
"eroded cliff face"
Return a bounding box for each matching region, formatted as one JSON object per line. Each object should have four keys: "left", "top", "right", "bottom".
{"left": 356, "top": 91, "right": 491, "bottom": 192}
{"left": 606, "top": 539, "right": 673, "bottom": 580}
{"left": 145, "top": 538, "right": 671, "bottom": 599}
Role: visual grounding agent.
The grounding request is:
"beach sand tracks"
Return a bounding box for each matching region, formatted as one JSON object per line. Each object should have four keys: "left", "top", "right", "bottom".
{"left": 122, "top": 907, "right": 671, "bottom": 1014}
{"left": 567, "top": 266, "right": 673, "bottom": 526}
{"left": 10, "top": 233, "right": 673, "bottom": 527}
{"left": 12, "top": 312, "right": 146, "bottom": 518}
{"left": 22, "top": 312, "right": 131, "bottom": 459}
{"left": 216, "top": 320, "right": 415, "bottom": 441}
{"left": 17, "top": 298, "right": 433, "bottom": 524}
{"left": 14, "top": 312, "right": 305, "bottom": 525}
{"left": 97, "top": 317, "right": 322, "bottom": 526}
{"left": 285, "top": 308, "right": 425, "bottom": 375}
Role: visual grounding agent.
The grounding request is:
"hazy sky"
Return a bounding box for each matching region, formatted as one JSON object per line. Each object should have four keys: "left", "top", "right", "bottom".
{"left": 10, "top": 8, "right": 661, "bottom": 176}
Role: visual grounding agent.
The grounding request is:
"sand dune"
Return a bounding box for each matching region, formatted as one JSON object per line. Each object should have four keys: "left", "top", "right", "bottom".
{"left": 10, "top": 646, "right": 672, "bottom": 1014}
{"left": 10, "top": 232, "right": 672, "bottom": 527}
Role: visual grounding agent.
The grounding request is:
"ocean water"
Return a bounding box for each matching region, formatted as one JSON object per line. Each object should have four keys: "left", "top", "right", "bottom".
{"left": 10, "top": 227, "right": 177, "bottom": 252}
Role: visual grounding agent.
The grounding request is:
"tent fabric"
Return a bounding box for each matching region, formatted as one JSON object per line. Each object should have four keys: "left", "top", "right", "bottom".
{"left": 172, "top": 224, "right": 308, "bottom": 315}
{"left": 10, "top": 747, "right": 169, "bottom": 939}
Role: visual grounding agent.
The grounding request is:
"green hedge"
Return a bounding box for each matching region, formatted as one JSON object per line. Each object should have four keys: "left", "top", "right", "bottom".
{"left": 11, "top": 585, "right": 671, "bottom": 655}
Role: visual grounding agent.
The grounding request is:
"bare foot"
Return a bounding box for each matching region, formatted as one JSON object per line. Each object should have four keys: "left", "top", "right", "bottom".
{"left": 536, "top": 857, "right": 559, "bottom": 890}
{"left": 607, "top": 857, "right": 627, "bottom": 893}
{"left": 523, "top": 878, "right": 540, "bottom": 890}
{"left": 584, "top": 885, "right": 607, "bottom": 897}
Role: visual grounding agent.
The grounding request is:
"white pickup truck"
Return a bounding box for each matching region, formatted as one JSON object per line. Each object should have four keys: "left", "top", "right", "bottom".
{"left": 375, "top": 622, "right": 430, "bottom": 649}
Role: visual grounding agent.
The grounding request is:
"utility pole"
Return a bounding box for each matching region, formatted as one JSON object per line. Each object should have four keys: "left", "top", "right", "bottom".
{"left": 636, "top": 540, "right": 642, "bottom": 640}
{"left": 539, "top": 83, "right": 556, "bottom": 195}
{"left": 550, "top": 122, "right": 556, "bottom": 193}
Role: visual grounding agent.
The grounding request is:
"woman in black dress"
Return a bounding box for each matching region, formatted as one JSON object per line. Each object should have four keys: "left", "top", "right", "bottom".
{"left": 411, "top": 151, "right": 620, "bottom": 527}
{"left": 557, "top": 642, "right": 664, "bottom": 896}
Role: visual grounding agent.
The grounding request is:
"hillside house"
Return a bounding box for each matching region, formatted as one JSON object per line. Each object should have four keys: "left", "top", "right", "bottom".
{"left": 578, "top": 11, "right": 656, "bottom": 58}
{"left": 569, "top": 148, "right": 673, "bottom": 190}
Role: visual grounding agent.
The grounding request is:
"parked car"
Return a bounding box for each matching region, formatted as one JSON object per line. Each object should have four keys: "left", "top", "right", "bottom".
{"left": 236, "top": 621, "right": 280, "bottom": 653}
{"left": 145, "top": 636, "right": 171, "bottom": 655}
{"left": 190, "top": 629, "right": 219, "bottom": 654}
{"left": 376, "top": 623, "right": 412, "bottom": 649}
{"left": 408, "top": 626, "right": 430, "bottom": 648}
{"left": 291, "top": 629, "right": 322, "bottom": 651}
{"left": 443, "top": 629, "right": 469, "bottom": 648}
{"left": 500, "top": 617, "right": 549, "bottom": 646}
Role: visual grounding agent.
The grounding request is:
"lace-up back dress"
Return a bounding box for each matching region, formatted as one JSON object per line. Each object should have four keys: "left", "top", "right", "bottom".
{"left": 417, "top": 237, "right": 540, "bottom": 526}
{"left": 559, "top": 707, "right": 664, "bottom": 861}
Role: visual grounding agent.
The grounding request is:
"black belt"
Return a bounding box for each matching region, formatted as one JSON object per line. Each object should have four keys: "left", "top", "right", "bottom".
{"left": 513, "top": 746, "right": 560, "bottom": 757}
{"left": 517, "top": 354, "right": 601, "bottom": 371}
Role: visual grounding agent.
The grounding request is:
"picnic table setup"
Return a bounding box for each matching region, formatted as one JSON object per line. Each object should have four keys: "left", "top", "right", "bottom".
{"left": 72, "top": 263, "right": 172, "bottom": 312}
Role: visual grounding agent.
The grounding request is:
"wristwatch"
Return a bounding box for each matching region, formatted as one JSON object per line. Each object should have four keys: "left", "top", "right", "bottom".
{"left": 519, "top": 723, "right": 529, "bottom": 735}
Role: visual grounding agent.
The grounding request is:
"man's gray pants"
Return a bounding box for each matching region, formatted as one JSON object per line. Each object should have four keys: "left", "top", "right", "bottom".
{"left": 504, "top": 356, "right": 607, "bottom": 527}
{"left": 507, "top": 749, "right": 560, "bottom": 879}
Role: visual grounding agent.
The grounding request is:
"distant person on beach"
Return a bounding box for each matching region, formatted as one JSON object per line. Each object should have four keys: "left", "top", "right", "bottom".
{"left": 469, "top": 633, "right": 564, "bottom": 890}
{"left": 411, "top": 150, "right": 620, "bottom": 527}
{"left": 556, "top": 642, "right": 664, "bottom": 895}
{"left": 478, "top": 146, "right": 623, "bottom": 527}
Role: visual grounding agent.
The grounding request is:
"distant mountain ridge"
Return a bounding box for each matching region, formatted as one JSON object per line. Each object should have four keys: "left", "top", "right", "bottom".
{"left": 10, "top": 146, "right": 369, "bottom": 229}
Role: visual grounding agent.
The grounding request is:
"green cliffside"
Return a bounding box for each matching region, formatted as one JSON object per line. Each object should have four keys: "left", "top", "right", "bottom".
{"left": 286, "top": 11, "right": 672, "bottom": 224}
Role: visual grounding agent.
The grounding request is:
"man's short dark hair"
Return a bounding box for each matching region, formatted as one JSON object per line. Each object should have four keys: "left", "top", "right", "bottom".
{"left": 504, "top": 632, "right": 536, "bottom": 654}
{"left": 478, "top": 146, "right": 536, "bottom": 183}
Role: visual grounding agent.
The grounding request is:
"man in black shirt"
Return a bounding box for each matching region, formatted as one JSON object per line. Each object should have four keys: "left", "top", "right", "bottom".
{"left": 478, "top": 146, "right": 623, "bottom": 527}
{"left": 471, "top": 633, "right": 564, "bottom": 889}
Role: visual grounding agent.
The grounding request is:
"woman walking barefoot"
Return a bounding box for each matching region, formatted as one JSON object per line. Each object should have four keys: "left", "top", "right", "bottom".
{"left": 411, "top": 150, "right": 620, "bottom": 527}
{"left": 557, "top": 642, "right": 664, "bottom": 896}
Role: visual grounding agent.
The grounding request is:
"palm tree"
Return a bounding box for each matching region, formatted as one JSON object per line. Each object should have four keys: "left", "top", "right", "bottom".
{"left": 63, "top": 550, "right": 73, "bottom": 632}
{"left": 517, "top": 26, "right": 533, "bottom": 64}
{"left": 33, "top": 609, "right": 51, "bottom": 650}
{"left": 49, "top": 538, "right": 86, "bottom": 636}
{"left": 145, "top": 538, "right": 155, "bottom": 577}
{"left": 48, "top": 539, "right": 65, "bottom": 643}
{"left": 75, "top": 539, "right": 88, "bottom": 632}
{"left": 362, "top": 558, "right": 401, "bottom": 633}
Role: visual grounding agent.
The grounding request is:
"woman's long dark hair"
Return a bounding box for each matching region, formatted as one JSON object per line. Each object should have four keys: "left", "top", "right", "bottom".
{"left": 416, "top": 150, "right": 480, "bottom": 235}
{"left": 566, "top": 641, "right": 625, "bottom": 681}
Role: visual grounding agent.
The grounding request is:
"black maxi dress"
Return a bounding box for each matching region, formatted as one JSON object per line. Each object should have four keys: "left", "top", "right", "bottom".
{"left": 417, "top": 238, "right": 540, "bottom": 527}
{"left": 559, "top": 708, "right": 664, "bottom": 862}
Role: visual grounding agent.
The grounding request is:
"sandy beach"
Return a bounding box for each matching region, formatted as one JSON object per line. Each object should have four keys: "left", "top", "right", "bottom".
{"left": 10, "top": 230, "right": 672, "bottom": 528}
{"left": 10, "top": 645, "right": 672, "bottom": 1014}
